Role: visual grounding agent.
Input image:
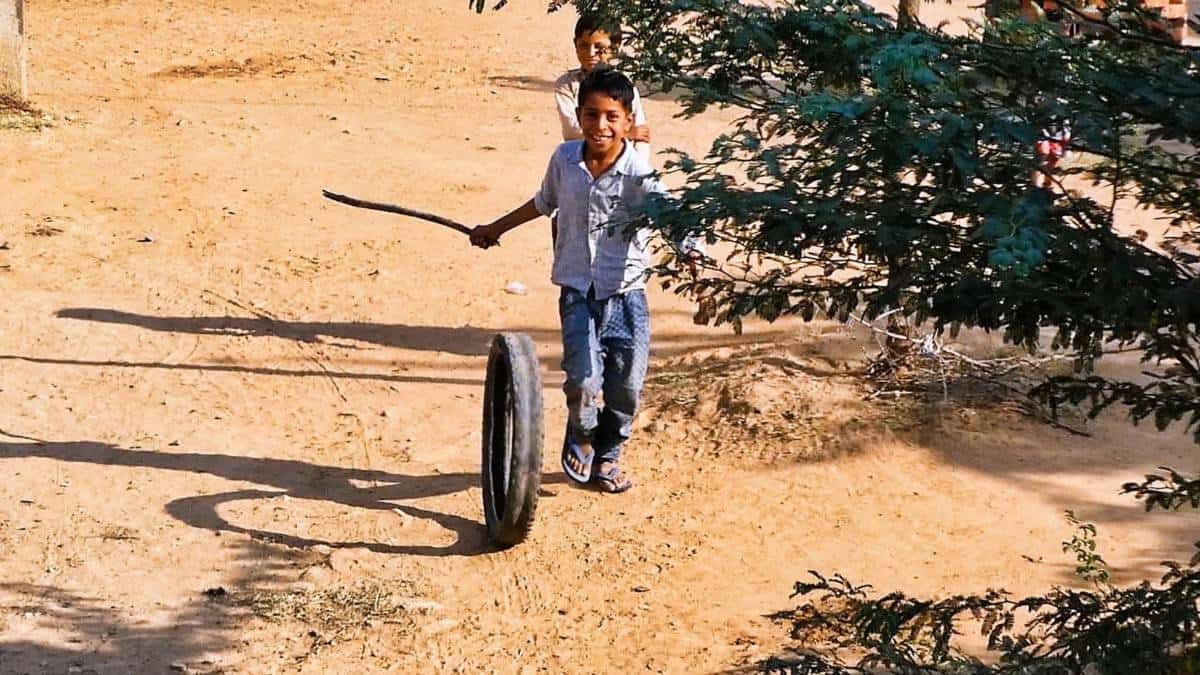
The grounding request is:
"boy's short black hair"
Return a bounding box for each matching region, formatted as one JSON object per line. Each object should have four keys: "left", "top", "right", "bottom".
{"left": 574, "top": 13, "right": 622, "bottom": 45}
{"left": 577, "top": 67, "right": 635, "bottom": 114}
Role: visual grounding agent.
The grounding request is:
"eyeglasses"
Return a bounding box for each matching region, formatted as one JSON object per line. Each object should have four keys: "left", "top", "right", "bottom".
{"left": 575, "top": 43, "right": 614, "bottom": 56}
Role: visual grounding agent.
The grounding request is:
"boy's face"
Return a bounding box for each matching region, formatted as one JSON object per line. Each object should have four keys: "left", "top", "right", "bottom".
{"left": 577, "top": 91, "right": 633, "bottom": 155}
{"left": 574, "top": 30, "right": 613, "bottom": 73}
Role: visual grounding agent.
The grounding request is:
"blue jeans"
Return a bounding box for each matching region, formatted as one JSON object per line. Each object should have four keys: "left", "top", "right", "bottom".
{"left": 559, "top": 286, "right": 650, "bottom": 464}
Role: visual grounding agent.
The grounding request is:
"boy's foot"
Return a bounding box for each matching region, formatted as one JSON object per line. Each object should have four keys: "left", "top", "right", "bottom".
{"left": 591, "top": 461, "right": 633, "bottom": 494}
{"left": 561, "top": 436, "right": 594, "bottom": 485}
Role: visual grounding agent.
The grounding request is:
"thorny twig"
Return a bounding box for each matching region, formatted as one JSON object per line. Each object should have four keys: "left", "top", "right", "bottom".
{"left": 848, "top": 313, "right": 1094, "bottom": 435}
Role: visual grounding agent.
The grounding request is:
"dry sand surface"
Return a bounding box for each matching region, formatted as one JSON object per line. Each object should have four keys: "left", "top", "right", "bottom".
{"left": 0, "top": 1, "right": 1196, "bottom": 673}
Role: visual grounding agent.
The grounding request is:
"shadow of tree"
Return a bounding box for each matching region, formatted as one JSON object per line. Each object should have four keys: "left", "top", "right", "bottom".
{"left": 0, "top": 539, "right": 303, "bottom": 674}
{"left": 54, "top": 307, "right": 791, "bottom": 354}
{"left": 706, "top": 367, "right": 1199, "bottom": 672}
{"left": 0, "top": 353, "right": 489, "bottom": 387}
{"left": 0, "top": 438, "right": 565, "bottom": 557}
{"left": 487, "top": 74, "right": 557, "bottom": 93}
{"left": 55, "top": 307, "right": 520, "bottom": 356}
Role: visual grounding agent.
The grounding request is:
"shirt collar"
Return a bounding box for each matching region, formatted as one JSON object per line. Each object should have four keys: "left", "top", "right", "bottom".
{"left": 576, "top": 140, "right": 634, "bottom": 177}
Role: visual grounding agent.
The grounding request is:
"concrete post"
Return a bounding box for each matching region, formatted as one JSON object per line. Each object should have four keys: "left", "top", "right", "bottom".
{"left": 0, "top": 0, "right": 26, "bottom": 99}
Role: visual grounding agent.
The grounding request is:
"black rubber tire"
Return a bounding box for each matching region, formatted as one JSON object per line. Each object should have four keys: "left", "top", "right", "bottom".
{"left": 481, "top": 332, "right": 544, "bottom": 547}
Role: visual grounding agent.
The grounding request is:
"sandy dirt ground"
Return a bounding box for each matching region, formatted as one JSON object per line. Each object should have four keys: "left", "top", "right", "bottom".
{"left": 0, "top": 1, "right": 1196, "bottom": 673}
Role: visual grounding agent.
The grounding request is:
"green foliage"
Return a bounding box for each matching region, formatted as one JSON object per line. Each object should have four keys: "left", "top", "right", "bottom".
{"left": 520, "top": 0, "right": 1200, "bottom": 670}
{"left": 751, "top": 502, "right": 1197, "bottom": 673}
{"left": 1123, "top": 467, "right": 1200, "bottom": 511}
{"left": 561, "top": 0, "right": 1200, "bottom": 444}
{"left": 774, "top": 559, "right": 1200, "bottom": 674}
{"left": 762, "top": 509, "right": 1197, "bottom": 673}
{"left": 468, "top": 0, "right": 509, "bottom": 12}
{"left": 1062, "top": 510, "right": 1111, "bottom": 587}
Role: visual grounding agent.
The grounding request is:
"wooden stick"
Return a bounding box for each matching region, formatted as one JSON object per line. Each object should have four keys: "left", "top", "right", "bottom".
{"left": 322, "top": 189, "right": 473, "bottom": 236}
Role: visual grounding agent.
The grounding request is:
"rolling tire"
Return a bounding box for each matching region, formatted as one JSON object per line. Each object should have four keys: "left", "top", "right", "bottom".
{"left": 481, "top": 332, "right": 544, "bottom": 547}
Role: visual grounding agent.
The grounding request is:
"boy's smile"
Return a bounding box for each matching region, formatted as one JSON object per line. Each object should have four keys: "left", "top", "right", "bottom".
{"left": 577, "top": 91, "right": 633, "bottom": 159}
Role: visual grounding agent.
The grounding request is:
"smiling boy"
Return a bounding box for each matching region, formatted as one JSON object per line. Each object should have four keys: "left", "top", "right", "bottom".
{"left": 471, "top": 68, "right": 698, "bottom": 493}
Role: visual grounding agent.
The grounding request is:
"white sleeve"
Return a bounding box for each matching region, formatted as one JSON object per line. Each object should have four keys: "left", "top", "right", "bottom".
{"left": 631, "top": 86, "right": 651, "bottom": 161}
{"left": 555, "top": 78, "right": 584, "bottom": 141}
{"left": 632, "top": 86, "right": 648, "bottom": 126}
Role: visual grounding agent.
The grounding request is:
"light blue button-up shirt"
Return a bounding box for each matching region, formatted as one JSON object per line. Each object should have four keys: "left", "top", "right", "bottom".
{"left": 533, "top": 140, "right": 694, "bottom": 301}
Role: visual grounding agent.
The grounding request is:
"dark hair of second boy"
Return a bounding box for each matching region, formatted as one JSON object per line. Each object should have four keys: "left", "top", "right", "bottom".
{"left": 577, "top": 67, "right": 635, "bottom": 116}
{"left": 574, "top": 14, "right": 622, "bottom": 45}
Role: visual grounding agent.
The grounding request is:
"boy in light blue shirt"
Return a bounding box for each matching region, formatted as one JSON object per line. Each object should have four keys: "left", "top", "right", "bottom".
{"left": 471, "top": 68, "right": 698, "bottom": 493}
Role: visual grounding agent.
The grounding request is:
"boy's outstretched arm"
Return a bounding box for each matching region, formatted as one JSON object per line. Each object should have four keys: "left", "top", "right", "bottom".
{"left": 470, "top": 199, "right": 541, "bottom": 249}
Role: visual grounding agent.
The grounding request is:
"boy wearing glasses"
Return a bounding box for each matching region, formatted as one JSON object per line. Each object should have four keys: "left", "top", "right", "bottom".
{"left": 554, "top": 14, "right": 651, "bottom": 160}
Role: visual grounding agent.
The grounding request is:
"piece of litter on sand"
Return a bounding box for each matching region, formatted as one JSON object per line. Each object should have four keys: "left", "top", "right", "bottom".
{"left": 504, "top": 281, "right": 528, "bottom": 296}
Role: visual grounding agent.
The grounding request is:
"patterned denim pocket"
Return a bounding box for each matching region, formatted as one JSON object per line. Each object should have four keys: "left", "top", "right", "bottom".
{"left": 599, "top": 290, "right": 648, "bottom": 348}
